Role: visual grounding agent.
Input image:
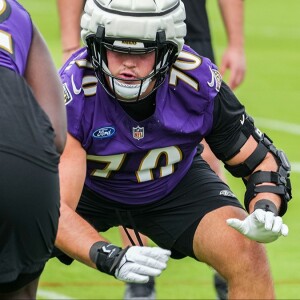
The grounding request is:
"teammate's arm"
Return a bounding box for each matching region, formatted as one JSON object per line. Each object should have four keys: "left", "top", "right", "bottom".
{"left": 57, "top": 0, "right": 84, "bottom": 62}
{"left": 217, "top": 0, "right": 246, "bottom": 89}
{"left": 25, "top": 24, "right": 67, "bottom": 153}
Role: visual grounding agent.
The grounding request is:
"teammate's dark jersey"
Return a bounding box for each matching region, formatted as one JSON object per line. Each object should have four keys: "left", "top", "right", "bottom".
{"left": 182, "top": 0, "right": 211, "bottom": 41}
{"left": 60, "top": 45, "right": 245, "bottom": 204}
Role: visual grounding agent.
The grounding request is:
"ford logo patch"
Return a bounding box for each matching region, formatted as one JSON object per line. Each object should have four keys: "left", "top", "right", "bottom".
{"left": 92, "top": 127, "right": 116, "bottom": 139}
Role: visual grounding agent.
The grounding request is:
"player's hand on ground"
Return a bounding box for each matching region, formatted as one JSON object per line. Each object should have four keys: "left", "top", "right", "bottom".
{"left": 115, "top": 246, "right": 171, "bottom": 283}
{"left": 226, "top": 209, "right": 288, "bottom": 243}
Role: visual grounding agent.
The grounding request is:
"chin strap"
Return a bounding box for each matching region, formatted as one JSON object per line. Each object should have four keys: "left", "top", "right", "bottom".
{"left": 110, "top": 77, "right": 152, "bottom": 101}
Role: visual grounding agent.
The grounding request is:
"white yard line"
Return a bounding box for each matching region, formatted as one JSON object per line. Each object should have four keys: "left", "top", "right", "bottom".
{"left": 291, "top": 162, "right": 300, "bottom": 173}
{"left": 37, "top": 289, "right": 76, "bottom": 300}
{"left": 255, "top": 117, "right": 300, "bottom": 135}
{"left": 255, "top": 117, "right": 300, "bottom": 173}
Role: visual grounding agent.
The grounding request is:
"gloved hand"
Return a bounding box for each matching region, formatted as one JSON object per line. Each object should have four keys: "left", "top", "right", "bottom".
{"left": 89, "top": 241, "right": 171, "bottom": 283}
{"left": 227, "top": 209, "right": 288, "bottom": 243}
{"left": 115, "top": 246, "right": 171, "bottom": 283}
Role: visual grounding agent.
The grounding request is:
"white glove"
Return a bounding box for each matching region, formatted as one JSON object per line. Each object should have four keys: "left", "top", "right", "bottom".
{"left": 227, "top": 209, "right": 289, "bottom": 243}
{"left": 115, "top": 246, "right": 171, "bottom": 283}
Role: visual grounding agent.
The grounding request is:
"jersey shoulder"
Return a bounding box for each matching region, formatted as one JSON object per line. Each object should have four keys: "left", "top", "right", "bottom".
{"left": 171, "top": 45, "right": 222, "bottom": 104}
{"left": 0, "top": 0, "right": 33, "bottom": 74}
{"left": 60, "top": 48, "right": 96, "bottom": 105}
{"left": 60, "top": 48, "right": 99, "bottom": 140}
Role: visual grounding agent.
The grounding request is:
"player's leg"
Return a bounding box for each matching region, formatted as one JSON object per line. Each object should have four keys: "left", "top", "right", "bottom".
{"left": 120, "top": 228, "right": 156, "bottom": 300}
{"left": 186, "top": 38, "right": 228, "bottom": 299}
{"left": 193, "top": 206, "right": 275, "bottom": 299}
{"left": 201, "top": 140, "right": 228, "bottom": 299}
{"left": 130, "top": 155, "right": 274, "bottom": 299}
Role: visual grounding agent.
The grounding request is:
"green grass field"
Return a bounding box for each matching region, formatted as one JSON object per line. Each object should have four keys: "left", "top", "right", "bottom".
{"left": 19, "top": 0, "right": 300, "bottom": 298}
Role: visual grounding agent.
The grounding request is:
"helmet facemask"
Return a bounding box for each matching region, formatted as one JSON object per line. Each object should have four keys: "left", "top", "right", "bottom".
{"left": 86, "top": 26, "right": 178, "bottom": 102}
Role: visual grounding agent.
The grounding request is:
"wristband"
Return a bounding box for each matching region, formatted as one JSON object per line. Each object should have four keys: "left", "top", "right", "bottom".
{"left": 89, "top": 241, "right": 128, "bottom": 276}
{"left": 254, "top": 199, "right": 278, "bottom": 216}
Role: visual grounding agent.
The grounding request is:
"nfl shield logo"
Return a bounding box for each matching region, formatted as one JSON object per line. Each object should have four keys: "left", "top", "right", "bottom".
{"left": 132, "top": 126, "right": 144, "bottom": 140}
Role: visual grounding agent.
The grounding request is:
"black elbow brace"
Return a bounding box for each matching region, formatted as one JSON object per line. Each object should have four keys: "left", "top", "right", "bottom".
{"left": 225, "top": 139, "right": 269, "bottom": 177}
{"left": 244, "top": 149, "right": 292, "bottom": 216}
{"left": 224, "top": 116, "right": 269, "bottom": 177}
{"left": 220, "top": 115, "right": 292, "bottom": 216}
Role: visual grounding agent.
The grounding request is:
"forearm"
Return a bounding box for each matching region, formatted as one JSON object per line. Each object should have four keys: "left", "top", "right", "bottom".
{"left": 26, "top": 25, "right": 67, "bottom": 153}
{"left": 56, "top": 133, "right": 107, "bottom": 268}
{"left": 218, "top": 0, "right": 244, "bottom": 49}
{"left": 57, "top": 0, "right": 84, "bottom": 52}
{"left": 55, "top": 202, "right": 108, "bottom": 269}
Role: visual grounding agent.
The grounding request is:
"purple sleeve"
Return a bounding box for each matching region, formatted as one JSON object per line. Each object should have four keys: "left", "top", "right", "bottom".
{"left": 59, "top": 49, "right": 93, "bottom": 143}
{"left": 0, "top": 0, "right": 33, "bottom": 75}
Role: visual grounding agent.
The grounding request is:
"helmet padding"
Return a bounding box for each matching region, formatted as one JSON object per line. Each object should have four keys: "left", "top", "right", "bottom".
{"left": 81, "top": 0, "right": 186, "bottom": 102}
{"left": 81, "top": 0, "right": 186, "bottom": 55}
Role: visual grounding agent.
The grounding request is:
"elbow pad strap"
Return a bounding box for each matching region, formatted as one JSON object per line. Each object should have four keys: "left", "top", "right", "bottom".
{"left": 254, "top": 199, "right": 278, "bottom": 215}
{"left": 225, "top": 141, "right": 269, "bottom": 177}
{"left": 244, "top": 170, "right": 292, "bottom": 216}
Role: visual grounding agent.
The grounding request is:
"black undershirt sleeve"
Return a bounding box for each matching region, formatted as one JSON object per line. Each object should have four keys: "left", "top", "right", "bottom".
{"left": 205, "top": 81, "right": 246, "bottom": 161}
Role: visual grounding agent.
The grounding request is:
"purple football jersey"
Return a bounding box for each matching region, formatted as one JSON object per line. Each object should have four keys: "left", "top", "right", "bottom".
{"left": 0, "top": 0, "right": 32, "bottom": 75}
{"left": 60, "top": 45, "right": 222, "bottom": 204}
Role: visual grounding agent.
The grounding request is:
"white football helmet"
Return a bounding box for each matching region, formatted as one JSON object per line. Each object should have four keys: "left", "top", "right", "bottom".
{"left": 81, "top": 0, "right": 186, "bottom": 102}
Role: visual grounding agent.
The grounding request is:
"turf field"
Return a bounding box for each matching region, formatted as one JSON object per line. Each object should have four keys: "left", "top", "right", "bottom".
{"left": 19, "top": 0, "right": 300, "bottom": 298}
